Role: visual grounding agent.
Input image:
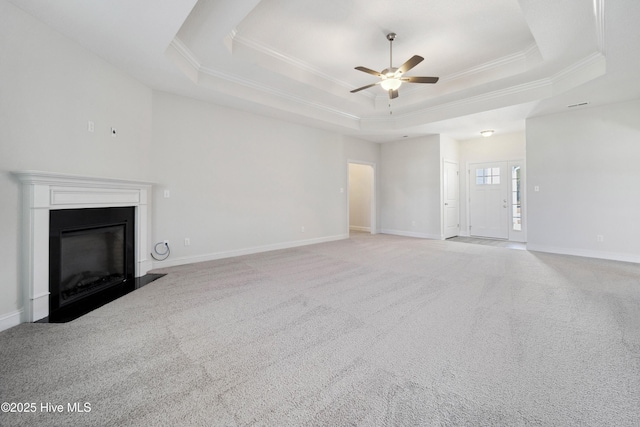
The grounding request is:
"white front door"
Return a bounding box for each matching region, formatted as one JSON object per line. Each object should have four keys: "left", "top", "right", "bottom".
{"left": 469, "top": 162, "right": 509, "bottom": 239}
{"left": 443, "top": 161, "right": 459, "bottom": 238}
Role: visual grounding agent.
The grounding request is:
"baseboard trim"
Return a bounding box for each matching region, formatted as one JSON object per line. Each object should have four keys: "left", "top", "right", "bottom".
{"left": 152, "top": 234, "right": 349, "bottom": 269}
{"left": 349, "top": 226, "right": 371, "bottom": 232}
{"left": 0, "top": 309, "right": 23, "bottom": 332}
{"left": 380, "top": 229, "right": 442, "bottom": 240}
{"left": 526, "top": 243, "right": 640, "bottom": 264}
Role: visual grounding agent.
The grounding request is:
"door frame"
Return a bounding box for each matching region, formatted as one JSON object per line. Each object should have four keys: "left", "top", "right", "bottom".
{"left": 442, "top": 159, "right": 460, "bottom": 239}
{"left": 465, "top": 159, "right": 526, "bottom": 241}
{"left": 507, "top": 160, "right": 526, "bottom": 242}
{"left": 347, "top": 160, "right": 377, "bottom": 234}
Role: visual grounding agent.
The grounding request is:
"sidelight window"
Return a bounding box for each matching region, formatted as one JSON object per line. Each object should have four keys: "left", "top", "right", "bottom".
{"left": 512, "top": 166, "right": 522, "bottom": 231}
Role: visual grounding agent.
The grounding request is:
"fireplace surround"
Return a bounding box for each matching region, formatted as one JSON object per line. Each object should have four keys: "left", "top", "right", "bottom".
{"left": 13, "top": 171, "right": 153, "bottom": 322}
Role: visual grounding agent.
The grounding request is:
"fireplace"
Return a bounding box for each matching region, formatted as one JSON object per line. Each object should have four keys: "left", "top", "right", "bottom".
{"left": 13, "top": 171, "right": 153, "bottom": 323}
{"left": 49, "top": 207, "right": 135, "bottom": 320}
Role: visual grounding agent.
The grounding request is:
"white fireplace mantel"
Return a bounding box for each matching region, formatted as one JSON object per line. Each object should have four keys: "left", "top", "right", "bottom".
{"left": 13, "top": 171, "right": 154, "bottom": 322}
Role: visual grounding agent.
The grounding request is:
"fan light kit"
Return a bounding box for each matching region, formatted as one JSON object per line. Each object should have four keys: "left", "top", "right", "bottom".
{"left": 351, "top": 33, "right": 439, "bottom": 100}
{"left": 480, "top": 130, "right": 494, "bottom": 137}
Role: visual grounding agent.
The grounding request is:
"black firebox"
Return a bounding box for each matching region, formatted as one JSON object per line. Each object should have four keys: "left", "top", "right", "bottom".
{"left": 49, "top": 207, "right": 135, "bottom": 321}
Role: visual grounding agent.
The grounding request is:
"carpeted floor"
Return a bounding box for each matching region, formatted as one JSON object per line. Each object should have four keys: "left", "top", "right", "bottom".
{"left": 1, "top": 232, "right": 639, "bottom": 426}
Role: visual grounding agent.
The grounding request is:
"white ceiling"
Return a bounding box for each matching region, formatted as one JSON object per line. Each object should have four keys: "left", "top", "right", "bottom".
{"left": 8, "top": 0, "right": 640, "bottom": 142}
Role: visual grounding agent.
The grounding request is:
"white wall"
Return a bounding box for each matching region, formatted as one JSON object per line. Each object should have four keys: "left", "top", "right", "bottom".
{"left": 348, "top": 163, "right": 373, "bottom": 231}
{"left": 149, "top": 91, "right": 348, "bottom": 267}
{"left": 527, "top": 100, "right": 640, "bottom": 262}
{"left": 0, "top": 0, "right": 153, "bottom": 329}
{"left": 380, "top": 135, "right": 442, "bottom": 238}
{"left": 458, "top": 132, "right": 526, "bottom": 236}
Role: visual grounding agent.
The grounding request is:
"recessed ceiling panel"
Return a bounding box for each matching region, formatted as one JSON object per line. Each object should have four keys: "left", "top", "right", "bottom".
{"left": 227, "top": 0, "right": 536, "bottom": 82}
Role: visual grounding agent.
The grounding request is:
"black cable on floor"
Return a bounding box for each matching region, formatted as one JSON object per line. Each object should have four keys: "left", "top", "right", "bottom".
{"left": 151, "top": 241, "right": 170, "bottom": 261}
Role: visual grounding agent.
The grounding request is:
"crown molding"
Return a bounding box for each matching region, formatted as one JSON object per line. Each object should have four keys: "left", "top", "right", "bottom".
{"left": 170, "top": 37, "right": 201, "bottom": 70}
{"left": 360, "top": 78, "right": 551, "bottom": 127}
{"left": 168, "top": 37, "right": 605, "bottom": 134}
{"left": 199, "top": 64, "right": 360, "bottom": 120}
{"left": 169, "top": 37, "right": 359, "bottom": 121}
{"left": 228, "top": 32, "right": 356, "bottom": 92}
{"left": 549, "top": 51, "right": 606, "bottom": 88}
{"left": 594, "top": 0, "right": 606, "bottom": 54}
{"left": 442, "top": 43, "right": 540, "bottom": 83}
{"left": 360, "top": 49, "right": 606, "bottom": 128}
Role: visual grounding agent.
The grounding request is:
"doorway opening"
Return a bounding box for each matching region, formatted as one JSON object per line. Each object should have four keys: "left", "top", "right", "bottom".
{"left": 348, "top": 162, "right": 376, "bottom": 235}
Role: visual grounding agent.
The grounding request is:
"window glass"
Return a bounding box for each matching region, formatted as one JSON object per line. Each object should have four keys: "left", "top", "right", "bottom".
{"left": 511, "top": 166, "right": 522, "bottom": 231}
{"left": 476, "top": 167, "right": 501, "bottom": 186}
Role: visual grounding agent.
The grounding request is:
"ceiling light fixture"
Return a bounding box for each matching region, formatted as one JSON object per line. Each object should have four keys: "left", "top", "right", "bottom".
{"left": 380, "top": 74, "right": 402, "bottom": 91}
{"left": 480, "top": 130, "right": 494, "bottom": 137}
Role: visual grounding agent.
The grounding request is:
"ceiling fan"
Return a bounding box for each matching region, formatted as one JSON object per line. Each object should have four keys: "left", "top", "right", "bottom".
{"left": 350, "top": 33, "right": 439, "bottom": 99}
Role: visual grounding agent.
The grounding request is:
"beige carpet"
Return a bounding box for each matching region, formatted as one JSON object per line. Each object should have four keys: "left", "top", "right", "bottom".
{"left": 1, "top": 232, "right": 639, "bottom": 426}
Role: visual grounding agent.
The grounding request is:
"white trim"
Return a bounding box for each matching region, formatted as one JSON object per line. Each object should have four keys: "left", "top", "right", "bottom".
{"left": 507, "top": 160, "right": 527, "bottom": 243}
{"left": 152, "top": 234, "right": 348, "bottom": 269}
{"left": 12, "top": 171, "right": 153, "bottom": 322}
{"left": 347, "top": 160, "right": 377, "bottom": 235}
{"left": 442, "top": 158, "right": 460, "bottom": 239}
{"left": 442, "top": 43, "right": 539, "bottom": 82}
{"left": 380, "top": 229, "right": 442, "bottom": 240}
{"left": 0, "top": 310, "right": 23, "bottom": 332}
{"left": 593, "top": 0, "right": 606, "bottom": 54}
{"left": 228, "top": 33, "right": 353, "bottom": 91}
{"left": 526, "top": 244, "right": 640, "bottom": 264}
{"left": 349, "top": 226, "right": 371, "bottom": 232}
{"left": 170, "top": 38, "right": 360, "bottom": 121}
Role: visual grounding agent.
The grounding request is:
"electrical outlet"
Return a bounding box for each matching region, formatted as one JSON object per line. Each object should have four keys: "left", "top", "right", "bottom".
{"left": 163, "top": 240, "right": 169, "bottom": 246}
{"left": 184, "top": 238, "right": 190, "bottom": 246}
{"left": 87, "top": 121, "right": 94, "bottom": 132}
{"left": 110, "top": 127, "right": 117, "bottom": 137}
{"left": 597, "top": 235, "right": 604, "bottom": 242}
{"left": 301, "top": 226, "right": 305, "bottom": 233}
{"left": 163, "top": 190, "right": 170, "bottom": 198}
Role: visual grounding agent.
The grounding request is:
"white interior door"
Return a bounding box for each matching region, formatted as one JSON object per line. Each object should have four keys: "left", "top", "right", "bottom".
{"left": 443, "top": 161, "right": 459, "bottom": 238}
{"left": 469, "top": 162, "right": 509, "bottom": 239}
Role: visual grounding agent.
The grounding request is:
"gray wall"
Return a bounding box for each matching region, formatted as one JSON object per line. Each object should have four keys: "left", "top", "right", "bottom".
{"left": 150, "top": 91, "right": 349, "bottom": 266}
{"left": 0, "top": 1, "right": 153, "bottom": 323}
{"left": 526, "top": 100, "right": 640, "bottom": 262}
{"left": 380, "top": 136, "right": 442, "bottom": 238}
{"left": 0, "top": 1, "right": 379, "bottom": 328}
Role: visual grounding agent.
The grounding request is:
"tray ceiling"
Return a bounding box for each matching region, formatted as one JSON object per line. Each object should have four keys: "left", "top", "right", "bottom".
{"left": 8, "top": 0, "right": 639, "bottom": 142}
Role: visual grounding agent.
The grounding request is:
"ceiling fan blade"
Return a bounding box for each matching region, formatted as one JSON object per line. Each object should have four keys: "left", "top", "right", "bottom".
{"left": 401, "top": 76, "right": 439, "bottom": 84}
{"left": 389, "top": 89, "right": 398, "bottom": 99}
{"left": 397, "top": 55, "right": 424, "bottom": 74}
{"left": 355, "top": 66, "right": 382, "bottom": 77}
{"left": 350, "top": 82, "right": 381, "bottom": 93}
